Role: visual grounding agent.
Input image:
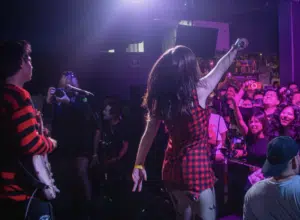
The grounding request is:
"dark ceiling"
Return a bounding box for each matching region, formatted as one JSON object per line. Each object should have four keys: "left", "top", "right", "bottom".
{"left": 0, "top": 0, "right": 278, "bottom": 51}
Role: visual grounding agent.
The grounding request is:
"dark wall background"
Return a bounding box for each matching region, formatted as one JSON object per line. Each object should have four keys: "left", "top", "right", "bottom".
{"left": 230, "top": 8, "right": 278, "bottom": 54}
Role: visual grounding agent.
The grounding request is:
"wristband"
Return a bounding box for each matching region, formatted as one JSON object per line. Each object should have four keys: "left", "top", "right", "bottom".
{"left": 134, "top": 165, "right": 144, "bottom": 170}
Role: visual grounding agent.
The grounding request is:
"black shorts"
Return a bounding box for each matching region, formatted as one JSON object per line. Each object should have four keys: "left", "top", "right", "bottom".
{"left": 0, "top": 198, "right": 53, "bottom": 220}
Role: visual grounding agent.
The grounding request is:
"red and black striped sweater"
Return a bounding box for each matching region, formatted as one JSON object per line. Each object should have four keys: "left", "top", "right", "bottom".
{"left": 0, "top": 84, "right": 54, "bottom": 201}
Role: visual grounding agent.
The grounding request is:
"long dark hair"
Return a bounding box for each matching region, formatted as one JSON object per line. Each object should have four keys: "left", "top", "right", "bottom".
{"left": 247, "top": 108, "right": 268, "bottom": 138}
{"left": 142, "top": 46, "right": 201, "bottom": 120}
{"left": 268, "top": 104, "right": 300, "bottom": 141}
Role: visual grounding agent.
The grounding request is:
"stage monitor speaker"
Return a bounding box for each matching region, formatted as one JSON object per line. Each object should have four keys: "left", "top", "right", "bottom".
{"left": 176, "top": 25, "right": 218, "bottom": 59}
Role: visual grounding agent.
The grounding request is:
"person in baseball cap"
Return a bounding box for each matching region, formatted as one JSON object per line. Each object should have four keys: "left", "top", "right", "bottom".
{"left": 262, "top": 136, "right": 300, "bottom": 177}
{"left": 243, "top": 136, "right": 300, "bottom": 219}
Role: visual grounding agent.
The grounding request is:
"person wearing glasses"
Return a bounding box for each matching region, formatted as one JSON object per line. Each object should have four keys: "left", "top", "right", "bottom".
{"left": 45, "top": 71, "right": 96, "bottom": 219}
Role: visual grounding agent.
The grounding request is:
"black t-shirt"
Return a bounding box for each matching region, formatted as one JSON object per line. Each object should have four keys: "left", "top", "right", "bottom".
{"left": 47, "top": 93, "right": 98, "bottom": 155}
{"left": 101, "top": 120, "right": 129, "bottom": 160}
{"left": 246, "top": 137, "right": 268, "bottom": 167}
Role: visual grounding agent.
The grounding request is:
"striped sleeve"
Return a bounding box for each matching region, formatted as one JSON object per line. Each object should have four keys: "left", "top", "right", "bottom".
{"left": 4, "top": 87, "right": 54, "bottom": 155}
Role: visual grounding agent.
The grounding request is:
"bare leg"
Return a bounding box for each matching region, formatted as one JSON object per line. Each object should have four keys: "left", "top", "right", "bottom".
{"left": 193, "top": 187, "right": 216, "bottom": 220}
{"left": 168, "top": 188, "right": 216, "bottom": 220}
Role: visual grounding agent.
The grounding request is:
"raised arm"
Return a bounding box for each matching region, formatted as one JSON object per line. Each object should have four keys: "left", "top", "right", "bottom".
{"left": 197, "top": 38, "right": 248, "bottom": 108}
{"left": 232, "top": 100, "right": 249, "bottom": 136}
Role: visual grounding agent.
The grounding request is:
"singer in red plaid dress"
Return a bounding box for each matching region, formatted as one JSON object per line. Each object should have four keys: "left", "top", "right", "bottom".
{"left": 132, "top": 40, "right": 247, "bottom": 220}
{"left": 162, "top": 89, "right": 216, "bottom": 199}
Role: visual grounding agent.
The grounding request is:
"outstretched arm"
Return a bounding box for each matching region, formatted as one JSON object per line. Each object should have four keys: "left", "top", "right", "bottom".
{"left": 197, "top": 38, "right": 248, "bottom": 108}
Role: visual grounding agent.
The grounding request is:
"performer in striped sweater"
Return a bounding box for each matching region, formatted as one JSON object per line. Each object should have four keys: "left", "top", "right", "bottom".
{"left": 0, "top": 40, "right": 57, "bottom": 219}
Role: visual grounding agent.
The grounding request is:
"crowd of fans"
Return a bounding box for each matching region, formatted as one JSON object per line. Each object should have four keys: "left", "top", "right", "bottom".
{"left": 209, "top": 74, "right": 300, "bottom": 154}
{"left": 205, "top": 73, "right": 300, "bottom": 216}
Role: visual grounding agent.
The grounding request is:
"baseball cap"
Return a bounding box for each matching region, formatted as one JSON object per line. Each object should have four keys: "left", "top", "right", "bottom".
{"left": 262, "top": 136, "right": 299, "bottom": 177}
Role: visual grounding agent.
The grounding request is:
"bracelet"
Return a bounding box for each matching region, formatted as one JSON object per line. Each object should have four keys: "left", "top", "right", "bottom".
{"left": 134, "top": 165, "right": 144, "bottom": 170}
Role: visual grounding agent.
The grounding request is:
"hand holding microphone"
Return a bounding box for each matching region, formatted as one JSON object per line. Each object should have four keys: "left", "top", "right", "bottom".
{"left": 233, "top": 38, "right": 249, "bottom": 50}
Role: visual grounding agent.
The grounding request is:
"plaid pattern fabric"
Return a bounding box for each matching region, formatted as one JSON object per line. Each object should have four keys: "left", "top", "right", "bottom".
{"left": 162, "top": 90, "right": 216, "bottom": 198}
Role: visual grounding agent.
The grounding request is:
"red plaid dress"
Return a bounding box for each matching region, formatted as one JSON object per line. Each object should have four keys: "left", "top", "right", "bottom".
{"left": 162, "top": 90, "right": 216, "bottom": 198}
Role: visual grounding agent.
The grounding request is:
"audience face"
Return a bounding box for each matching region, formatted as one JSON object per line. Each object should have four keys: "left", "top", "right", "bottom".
{"left": 263, "top": 90, "right": 280, "bottom": 108}
{"left": 253, "top": 94, "right": 264, "bottom": 107}
{"left": 280, "top": 106, "right": 295, "bottom": 127}
{"left": 241, "top": 99, "right": 253, "bottom": 108}
{"left": 248, "top": 116, "right": 263, "bottom": 135}
{"left": 292, "top": 93, "right": 300, "bottom": 107}
{"left": 226, "top": 86, "right": 236, "bottom": 99}
{"left": 289, "top": 84, "right": 299, "bottom": 93}
{"left": 103, "top": 105, "right": 112, "bottom": 120}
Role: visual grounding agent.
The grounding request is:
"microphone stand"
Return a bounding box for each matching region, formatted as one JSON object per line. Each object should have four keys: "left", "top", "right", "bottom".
{"left": 220, "top": 147, "right": 229, "bottom": 205}
{"left": 217, "top": 99, "right": 230, "bottom": 205}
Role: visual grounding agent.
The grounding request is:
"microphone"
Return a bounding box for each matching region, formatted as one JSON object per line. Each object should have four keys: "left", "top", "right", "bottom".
{"left": 66, "top": 84, "right": 94, "bottom": 96}
{"left": 237, "top": 38, "right": 249, "bottom": 49}
{"left": 233, "top": 38, "right": 248, "bottom": 50}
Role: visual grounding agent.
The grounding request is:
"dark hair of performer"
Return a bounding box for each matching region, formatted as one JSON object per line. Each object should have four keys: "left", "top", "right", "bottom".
{"left": 132, "top": 39, "right": 248, "bottom": 220}
{"left": 0, "top": 40, "right": 57, "bottom": 219}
